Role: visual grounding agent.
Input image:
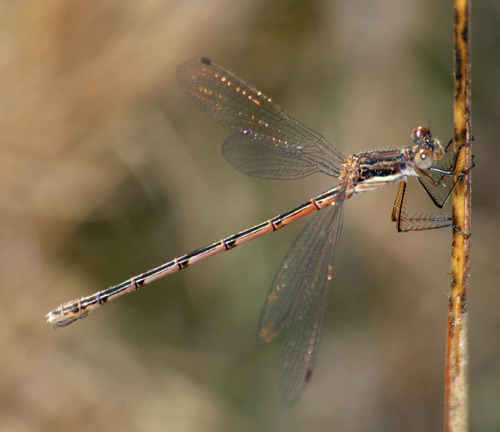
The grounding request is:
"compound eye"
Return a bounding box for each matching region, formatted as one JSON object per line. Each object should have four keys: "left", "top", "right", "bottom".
{"left": 411, "top": 126, "right": 431, "bottom": 145}
{"left": 415, "top": 147, "right": 434, "bottom": 169}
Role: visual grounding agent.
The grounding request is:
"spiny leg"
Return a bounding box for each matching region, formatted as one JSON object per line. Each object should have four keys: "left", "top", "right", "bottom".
{"left": 417, "top": 139, "right": 474, "bottom": 209}
{"left": 391, "top": 181, "right": 453, "bottom": 233}
{"left": 392, "top": 146, "right": 473, "bottom": 234}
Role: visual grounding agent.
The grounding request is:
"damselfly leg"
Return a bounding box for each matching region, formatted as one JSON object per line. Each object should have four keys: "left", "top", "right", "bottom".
{"left": 391, "top": 129, "right": 473, "bottom": 233}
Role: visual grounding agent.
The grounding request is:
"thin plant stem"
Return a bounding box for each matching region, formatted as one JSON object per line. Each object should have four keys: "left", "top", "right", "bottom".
{"left": 444, "top": 0, "right": 472, "bottom": 431}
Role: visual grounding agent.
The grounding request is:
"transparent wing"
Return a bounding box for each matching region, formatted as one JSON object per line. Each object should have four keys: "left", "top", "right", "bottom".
{"left": 281, "top": 270, "right": 330, "bottom": 406}
{"left": 257, "top": 200, "right": 344, "bottom": 405}
{"left": 176, "top": 58, "right": 345, "bottom": 180}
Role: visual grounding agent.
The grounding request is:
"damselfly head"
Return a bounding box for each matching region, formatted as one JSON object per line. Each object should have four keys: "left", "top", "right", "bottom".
{"left": 411, "top": 126, "right": 444, "bottom": 169}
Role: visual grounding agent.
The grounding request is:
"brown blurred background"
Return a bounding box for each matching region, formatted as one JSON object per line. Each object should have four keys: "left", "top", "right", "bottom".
{"left": 1, "top": 1, "right": 498, "bottom": 431}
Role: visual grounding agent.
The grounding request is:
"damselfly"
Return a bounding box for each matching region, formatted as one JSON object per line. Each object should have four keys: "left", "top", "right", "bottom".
{"left": 47, "top": 58, "right": 463, "bottom": 405}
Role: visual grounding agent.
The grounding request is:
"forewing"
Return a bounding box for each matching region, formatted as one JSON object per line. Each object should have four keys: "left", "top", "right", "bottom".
{"left": 257, "top": 201, "right": 343, "bottom": 344}
{"left": 280, "top": 272, "right": 330, "bottom": 406}
{"left": 257, "top": 201, "right": 344, "bottom": 405}
{"left": 176, "top": 58, "right": 344, "bottom": 179}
